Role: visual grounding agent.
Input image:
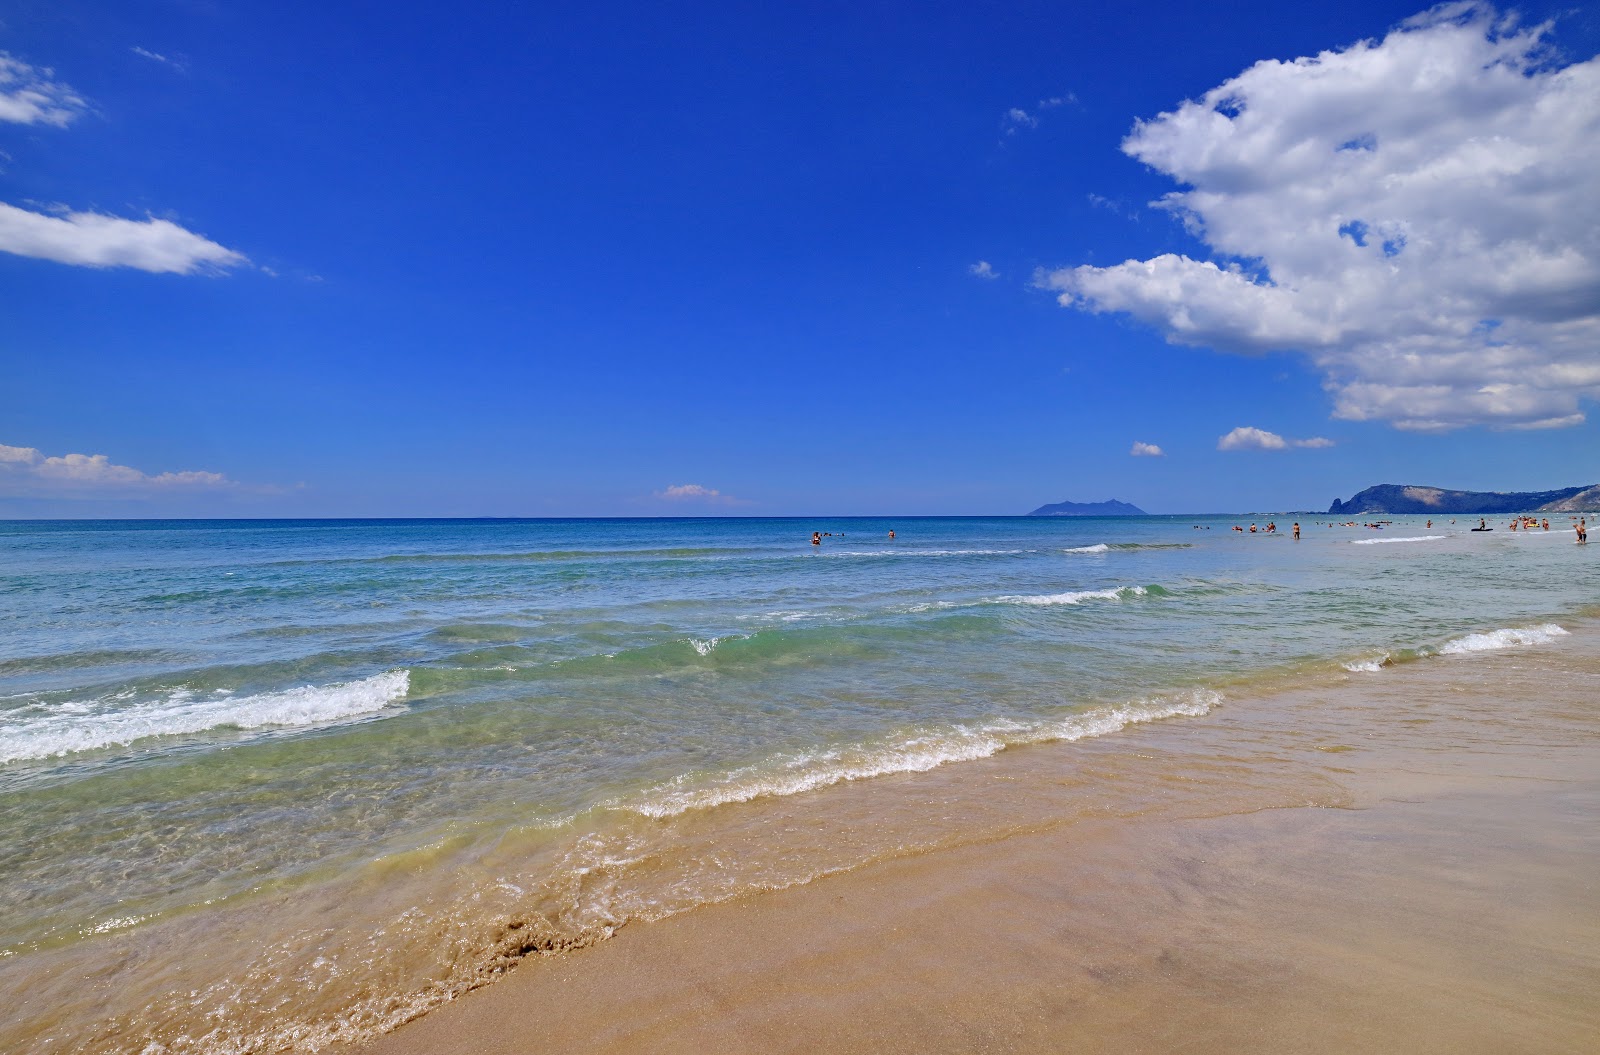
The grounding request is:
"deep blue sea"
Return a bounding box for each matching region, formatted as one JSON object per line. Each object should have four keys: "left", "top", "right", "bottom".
{"left": 2, "top": 514, "right": 1595, "bottom": 1052}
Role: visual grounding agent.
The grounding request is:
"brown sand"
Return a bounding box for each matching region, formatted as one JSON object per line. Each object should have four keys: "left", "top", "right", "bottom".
{"left": 362, "top": 640, "right": 1600, "bottom": 1055}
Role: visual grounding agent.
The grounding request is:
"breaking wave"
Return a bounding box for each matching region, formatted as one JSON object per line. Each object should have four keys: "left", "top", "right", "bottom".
{"left": 0, "top": 670, "right": 411, "bottom": 764}
{"left": 1438, "top": 624, "right": 1569, "bottom": 655}
{"left": 988, "top": 585, "right": 1149, "bottom": 607}
{"left": 1351, "top": 535, "right": 1447, "bottom": 545}
{"left": 621, "top": 689, "right": 1221, "bottom": 819}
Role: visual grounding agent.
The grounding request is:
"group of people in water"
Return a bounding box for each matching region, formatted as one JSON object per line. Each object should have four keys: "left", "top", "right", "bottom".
{"left": 1223, "top": 515, "right": 1591, "bottom": 543}
{"left": 811, "top": 529, "right": 895, "bottom": 546}
{"left": 810, "top": 519, "right": 1588, "bottom": 547}
{"left": 1231, "top": 521, "right": 1301, "bottom": 538}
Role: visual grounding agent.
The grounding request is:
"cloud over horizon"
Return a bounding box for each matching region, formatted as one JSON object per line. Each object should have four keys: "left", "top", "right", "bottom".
{"left": 1040, "top": 3, "right": 1600, "bottom": 432}
{"left": 653, "top": 483, "right": 744, "bottom": 505}
{"left": 1216, "top": 427, "right": 1335, "bottom": 451}
{"left": 0, "top": 442, "right": 235, "bottom": 495}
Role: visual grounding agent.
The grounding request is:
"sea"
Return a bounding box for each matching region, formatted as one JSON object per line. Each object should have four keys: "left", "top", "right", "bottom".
{"left": 2, "top": 514, "right": 1595, "bottom": 1053}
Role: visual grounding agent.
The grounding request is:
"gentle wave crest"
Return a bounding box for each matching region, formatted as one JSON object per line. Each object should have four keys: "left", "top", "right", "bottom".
{"left": 0, "top": 670, "right": 410, "bottom": 764}
{"left": 621, "top": 689, "right": 1221, "bottom": 819}
{"left": 1351, "top": 535, "right": 1447, "bottom": 545}
{"left": 1438, "top": 624, "right": 1569, "bottom": 655}
{"left": 689, "top": 635, "right": 749, "bottom": 657}
{"left": 1342, "top": 655, "right": 1389, "bottom": 673}
{"left": 1063, "top": 543, "right": 1110, "bottom": 554}
{"left": 989, "top": 585, "right": 1147, "bottom": 607}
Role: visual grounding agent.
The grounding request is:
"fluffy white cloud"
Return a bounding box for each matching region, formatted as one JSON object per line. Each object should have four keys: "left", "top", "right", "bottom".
{"left": 654, "top": 483, "right": 742, "bottom": 505}
{"left": 969, "top": 260, "right": 999, "bottom": 279}
{"left": 1040, "top": 3, "right": 1600, "bottom": 431}
{"left": 0, "top": 202, "right": 246, "bottom": 273}
{"left": 1217, "top": 427, "right": 1335, "bottom": 451}
{"left": 0, "top": 443, "right": 232, "bottom": 494}
{"left": 0, "top": 52, "right": 85, "bottom": 127}
{"left": 0, "top": 51, "right": 243, "bottom": 274}
{"left": 1130, "top": 441, "right": 1165, "bottom": 456}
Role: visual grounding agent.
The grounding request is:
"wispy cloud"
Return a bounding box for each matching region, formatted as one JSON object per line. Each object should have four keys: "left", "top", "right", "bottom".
{"left": 1001, "top": 94, "right": 1076, "bottom": 137}
{"left": 1040, "top": 4, "right": 1600, "bottom": 432}
{"left": 0, "top": 443, "right": 235, "bottom": 494}
{"left": 968, "top": 260, "right": 999, "bottom": 280}
{"left": 131, "top": 47, "right": 186, "bottom": 73}
{"left": 1216, "top": 427, "right": 1334, "bottom": 451}
{"left": 0, "top": 202, "right": 246, "bottom": 273}
{"left": 0, "top": 52, "right": 86, "bottom": 127}
{"left": 653, "top": 483, "right": 745, "bottom": 506}
{"left": 1086, "top": 193, "right": 1136, "bottom": 219}
{"left": 1130, "top": 441, "right": 1165, "bottom": 457}
{"left": 1002, "top": 107, "right": 1037, "bottom": 134}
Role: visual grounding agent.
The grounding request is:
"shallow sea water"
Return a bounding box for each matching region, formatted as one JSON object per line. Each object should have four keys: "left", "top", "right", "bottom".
{"left": 2, "top": 514, "right": 1595, "bottom": 1052}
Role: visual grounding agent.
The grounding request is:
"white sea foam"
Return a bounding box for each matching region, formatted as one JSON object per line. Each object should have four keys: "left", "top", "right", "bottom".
{"left": 82, "top": 914, "right": 148, "bottom": 937}
{"left": 688, "top": 635, "right": 747, "bottom": 656}
{"left": 0, "top": 670, "right": 410, "bottom": 764}
{"left": 1351, "top": 535, "right": 1447, "bottom": 545}
{"left": 620, "top": 689, "right": 1221, "bottom": 819}
{"left": 1438, "top": 624, "right": 1569, "bottom": 655}
{"left": 1063, "top": 544, "right": 1110, "bottom": 554}
{"left": 988, "top": 585, "right": 1146, "bottom": 607}
{"left": 1342, "top": 655, "right": 1389, "bottom": 673}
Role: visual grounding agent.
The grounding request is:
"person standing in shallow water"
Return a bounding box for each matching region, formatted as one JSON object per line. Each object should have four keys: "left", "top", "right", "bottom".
{"left": 811, "top": 532, "right": 821, "bottom": 547}
{"left": 888, "top": 530, "right": 895, "bottom": 539}
{"left": 1293, "top": 522, "right": 1300, "bottom": 540}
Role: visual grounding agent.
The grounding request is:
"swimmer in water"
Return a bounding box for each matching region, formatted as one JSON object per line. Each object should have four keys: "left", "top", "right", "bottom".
{"left": 811, "top": 532, "right": 821, "bottom": 546}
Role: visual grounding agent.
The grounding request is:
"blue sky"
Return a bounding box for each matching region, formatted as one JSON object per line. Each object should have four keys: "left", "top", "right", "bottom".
{"left": 3, "top": 0, "right": 1597, "bottom": 516}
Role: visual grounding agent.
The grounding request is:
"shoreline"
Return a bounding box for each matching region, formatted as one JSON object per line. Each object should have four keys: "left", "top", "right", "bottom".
{"left": 6, "top": 606, "right": 1597, "bottom": 1053}
{"left": 360, "top": 626, "right": 1600, "bottom": 1054}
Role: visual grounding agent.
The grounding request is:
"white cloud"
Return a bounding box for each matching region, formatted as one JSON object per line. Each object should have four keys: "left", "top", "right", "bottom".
{"left": 0, "top": 443, "right": 233, "bottom": 494}
{"left": 1130, "top": 441, "right": 1165, "bottom": 457}
{"left": 1217, "top": 426, "right": 1335, "bottom": 451}
{"left": 0, "top": 50, "right": 241, "bottom": 275}
{"left": 654, "top": 483, "right": 743, "bottom": 505}
{"left": 0, "top": 52, "right": 85, "bottom": 127}
{"left": 1002, "top": 96, "right": 1075, "bottom": 137}
{"left": 1040, "top": 3, "right": 1600, "bottom": 431}
{"left": 131, "top": 47, "right": 183, "bottom": 72}
{"left": 0, "top": 202, "right": 246, "bottom": 273}
{"left": 969, "top": 260, "right": 999, "bottom": 279}
{"left": 1002, "top": 107, "right": 1038, "bottom": 135}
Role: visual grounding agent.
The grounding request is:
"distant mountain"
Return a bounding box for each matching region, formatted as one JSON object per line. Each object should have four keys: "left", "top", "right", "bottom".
{"left": 1328, "top": 483, "right": 1600, "bottom": 515}
{"left": 1027, "top": 498, "right": 1147, "bottom": 516}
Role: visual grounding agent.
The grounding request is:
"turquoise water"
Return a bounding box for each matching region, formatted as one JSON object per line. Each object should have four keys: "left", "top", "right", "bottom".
{"left": 2, "top": 514, "right": 1595, "bottom": 1050}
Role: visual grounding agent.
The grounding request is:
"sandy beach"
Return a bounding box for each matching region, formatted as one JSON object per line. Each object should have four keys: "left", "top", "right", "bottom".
{"left": 363, "top": 624, "right": 1600, "bottom": 1055}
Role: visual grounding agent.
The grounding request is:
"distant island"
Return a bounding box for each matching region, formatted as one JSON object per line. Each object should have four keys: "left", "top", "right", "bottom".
{"left": 1028, "top": 498, "right": 1147, "bottom": 516}
{"left": 1328, "top": 483, "right": 1600, "bottom": 515}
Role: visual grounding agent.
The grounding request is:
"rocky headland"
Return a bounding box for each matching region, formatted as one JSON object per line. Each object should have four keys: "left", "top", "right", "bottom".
{"left": 1328, "top": 483, "right": 1600, "bottom": 515}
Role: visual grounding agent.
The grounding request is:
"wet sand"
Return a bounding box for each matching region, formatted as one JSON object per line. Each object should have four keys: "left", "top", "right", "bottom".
{"left": 363, "top": 634, "right": 1600, "bottom": 1055}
